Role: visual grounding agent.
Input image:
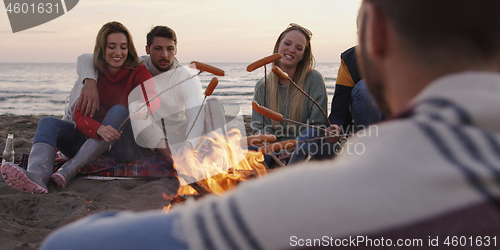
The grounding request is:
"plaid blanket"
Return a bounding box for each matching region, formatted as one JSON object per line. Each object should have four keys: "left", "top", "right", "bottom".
{"left": 20, "top": 152, "right": 177, "bottom": 178}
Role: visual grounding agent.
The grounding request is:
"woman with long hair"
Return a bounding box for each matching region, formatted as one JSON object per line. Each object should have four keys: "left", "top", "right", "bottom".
{"left": 251, "top": 23, "right": 330, "bottom": 166}
{"left": 1, "top": 21, "right": 159, "bottom": 193}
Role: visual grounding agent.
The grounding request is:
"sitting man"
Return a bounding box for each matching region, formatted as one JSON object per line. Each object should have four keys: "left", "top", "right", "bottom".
{"left": 43, "top": 0, "right": 500, "bottom": 248}
{"left": 64, "top": 26, "right": 227, "bottom": 165}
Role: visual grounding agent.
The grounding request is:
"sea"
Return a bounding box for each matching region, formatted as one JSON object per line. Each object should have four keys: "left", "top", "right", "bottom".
{"left": 0, "top": 63, "right": 339, "bottom": 116}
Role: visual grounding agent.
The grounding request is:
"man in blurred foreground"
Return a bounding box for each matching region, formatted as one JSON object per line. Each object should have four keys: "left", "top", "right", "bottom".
{"left": 41, "top": 0, "right": 500, "bottom": 249}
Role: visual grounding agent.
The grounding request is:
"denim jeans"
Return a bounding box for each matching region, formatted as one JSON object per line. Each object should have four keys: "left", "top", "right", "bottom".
{"left": 288, "top": 127, "right": 336, "bottom": 165}
{"left": 34, "top": 105, "right": 150, "bottom": 163}
{"left": 40, "top": 211, "right": 188, "bottom": 250}
{"left": 351, "top": 80, "right": 383, "bottom": 131}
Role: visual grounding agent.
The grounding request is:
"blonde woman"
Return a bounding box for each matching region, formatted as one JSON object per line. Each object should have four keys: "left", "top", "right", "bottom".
{"left": 251, "top": 23, "right": 330, "bottom": 166}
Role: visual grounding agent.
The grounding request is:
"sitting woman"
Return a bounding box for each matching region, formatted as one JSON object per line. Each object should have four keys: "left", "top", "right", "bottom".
{"left": 251, "top": 23, "right": 330, "bottom": 166}
{"left": 0, "top": 21, "right": 159, "bottom": 193}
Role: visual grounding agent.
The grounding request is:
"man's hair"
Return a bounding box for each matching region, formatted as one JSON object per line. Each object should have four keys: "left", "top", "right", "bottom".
{"left": 367, "top": 0, "right": 500, "bottom": 65}
{"left": 146, "top": 25, "right": 177, "bottom": 47}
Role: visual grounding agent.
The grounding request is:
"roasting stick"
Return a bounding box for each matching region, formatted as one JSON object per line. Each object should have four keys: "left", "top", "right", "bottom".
{"left": 111, "top": 62, "right": 225, "bottom": 151}
{"left": 247, "top": 54, "right": 283, "bottom": 134}
{"left": 272, "top": 66, "right": 331, "bottom": 127}
{"left": 261, "top": 143, "right": 286, "bottom": 168}
{"left": 252, "top": 101, "right": 333, "bottom": 136}
{"left": 181, "top": 76, "right": 220, "bottom": 154}
{"left": 258, "top": 139, "right": 298, "bottom": 168}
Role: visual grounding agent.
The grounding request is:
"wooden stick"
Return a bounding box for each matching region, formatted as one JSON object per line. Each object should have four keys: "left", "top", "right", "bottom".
{"left": 272, "top": 66, "right": 331, "bottom": 126}
{"left": 252, "top": 101, "right": 331, "bottom": 135}
{"left": 262, "top": 143, "right": 286, "bottom": 168}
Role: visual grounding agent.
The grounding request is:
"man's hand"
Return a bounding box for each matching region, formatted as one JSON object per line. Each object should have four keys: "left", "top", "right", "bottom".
{"left": 97, "top": 125, "right": 121, "bottom": 143}
{"left": 326, "top": 124, "right": 341, "bottom": 144}
{"left": 78, "top": 78, "right": 99, "bottom": 117}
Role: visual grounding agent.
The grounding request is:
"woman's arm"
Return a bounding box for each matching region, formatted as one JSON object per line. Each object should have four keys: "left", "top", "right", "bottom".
{"left": 305, "top": 70, "right": 329, "bottom": 127}
{"left": 73, "top": 106, "right": 104, "bottom": 140}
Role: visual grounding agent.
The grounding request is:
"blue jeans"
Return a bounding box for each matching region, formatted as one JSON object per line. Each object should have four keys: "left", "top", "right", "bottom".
{"left": 34, "top": 105, "right": 150, "bottom": 163}
{"left": 288, "top": 127, "right": 336, "bottom": 165}
{"left": 40, "top": 211, "right": 188, "bottom": 250}
{"left": 351, "top": 80, "right": 383, "bottom": 131}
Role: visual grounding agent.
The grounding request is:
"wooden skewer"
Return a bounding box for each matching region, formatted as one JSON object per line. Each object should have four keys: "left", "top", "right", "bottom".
{"left": 258, "top": 139, "right": 297, "bottom": 154}
{"left": 112, "top": 63, "right": 224, "bottom": 151}
{"left": 183, "top": 77, "right": 219, "bottom": 152}
{"left": 272, "top": 66, "right": 331, "bottom": 126}
{"left": 252, "top": 101, "right": 332, "bottom": 135}
{"left": 261, "top": 143, "right": 286, "bottom": 168}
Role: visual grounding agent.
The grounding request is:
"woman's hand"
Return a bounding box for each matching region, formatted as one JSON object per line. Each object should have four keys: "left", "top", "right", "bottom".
{"left": 97, "top": 125, "right": 121, "bottom": 142}
{"left": 326, "top": 124, "right": 341, "bottom": 144}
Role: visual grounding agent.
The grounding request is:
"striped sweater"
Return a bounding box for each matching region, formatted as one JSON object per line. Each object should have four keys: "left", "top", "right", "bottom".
{"left": 176, "top": 72, "right": 500, "bottom": 249}
{"left": 41, "top": 72, "right": 500, "bottom": 249}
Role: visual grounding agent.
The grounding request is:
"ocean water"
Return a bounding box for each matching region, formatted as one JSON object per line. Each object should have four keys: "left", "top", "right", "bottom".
{"left": 0, "top": 62, "right": 339, "bottom": 116}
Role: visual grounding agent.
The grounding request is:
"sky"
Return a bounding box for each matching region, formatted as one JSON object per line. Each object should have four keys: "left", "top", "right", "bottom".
{"left": 0, "top": 0, "right": 361, "bottom": 63}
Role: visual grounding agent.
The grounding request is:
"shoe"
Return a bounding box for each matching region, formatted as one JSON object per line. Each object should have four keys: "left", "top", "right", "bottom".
{"left": 0, "top": 143, "right": 55, "bottom": 194}
{"left": 52, "top": 138, "right": 108, "bottom": 188}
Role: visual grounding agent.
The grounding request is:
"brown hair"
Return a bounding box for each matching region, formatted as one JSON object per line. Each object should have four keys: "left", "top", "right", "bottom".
{"left": 146, "top": 25, "right": 177, "bottom": 47}
{"left": 365, "top": 0, "right": 500, "bottom": 66}
{"left": 267, "top": 25, "right": 315, "bottom": 126}
{"left": 93, "top": 21, "right": 140, "bottom": 74}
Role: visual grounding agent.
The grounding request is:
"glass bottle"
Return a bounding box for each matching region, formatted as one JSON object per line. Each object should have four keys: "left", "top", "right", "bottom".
{"left": 2, "top": 134, "right": 15, "bottom": 164}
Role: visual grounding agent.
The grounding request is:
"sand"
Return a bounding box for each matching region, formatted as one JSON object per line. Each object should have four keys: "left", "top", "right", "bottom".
{"left": 0, "top": 114, "right": 254, "bottom": 249}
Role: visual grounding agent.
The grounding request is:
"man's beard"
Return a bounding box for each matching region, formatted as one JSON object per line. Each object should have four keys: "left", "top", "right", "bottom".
{"left": 154, "top": 59, "right": 173, "bottom": 72}
{"left": 357, "top": 12, "right": 392, "bottom": 117}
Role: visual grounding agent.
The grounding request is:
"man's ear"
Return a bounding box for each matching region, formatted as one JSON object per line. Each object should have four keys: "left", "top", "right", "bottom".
{"left": 145, "top": 45, "right": 150, "bottom": 55}
{"left": 363, "top": 2, "right": 388, "bottom": 59}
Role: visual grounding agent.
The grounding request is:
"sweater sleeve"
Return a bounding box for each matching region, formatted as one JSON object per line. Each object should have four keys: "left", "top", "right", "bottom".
{"left": 305, "top": 70, "right": 328, "bottom": 127}
{"left": 74, "top": 106, "right": 103, "bottom": 139}
{"left": 329, "top": 59, "right": 354, "bottom": 127}
{"left": 77, "top": 53, "right": 98, "bottom": 82}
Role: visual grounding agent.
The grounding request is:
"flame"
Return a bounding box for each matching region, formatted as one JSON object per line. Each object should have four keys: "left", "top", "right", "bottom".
{"left": 162, "top": 128, "right": 267, "bottom": 213}
{"left": 175, "top": 127, "right": 266, "bottom": 195}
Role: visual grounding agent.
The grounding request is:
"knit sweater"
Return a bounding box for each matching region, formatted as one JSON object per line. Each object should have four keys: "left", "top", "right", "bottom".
{"left": 68, "top": 53, "right": 204, "bottom": 149}
{"left": 251, "top": 69, "right": 328, "bottom": 141}
{"left": 41, "top": 72, "right": 500, "bottom": 250}
{"left": 74, "top": 65, "right": 156, "bottom": 139}
{"left": 175, "top": 72, "right": 500, "bottom": 249}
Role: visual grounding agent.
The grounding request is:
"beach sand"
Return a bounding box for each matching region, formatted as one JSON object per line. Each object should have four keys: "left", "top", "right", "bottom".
{"left": 0, "top": 115, "right": 254, "bottom": 249}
